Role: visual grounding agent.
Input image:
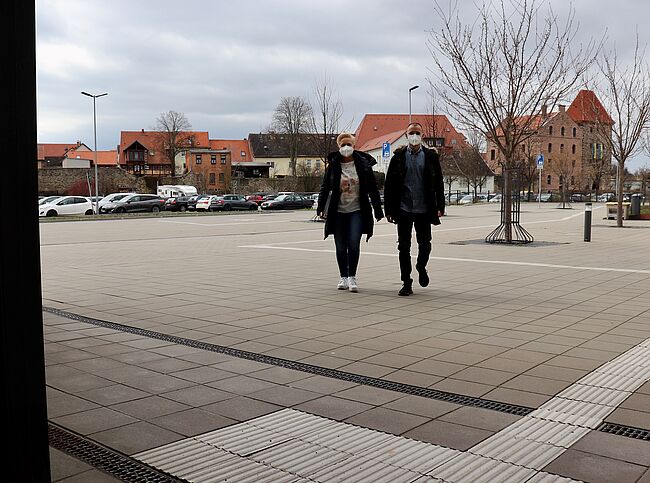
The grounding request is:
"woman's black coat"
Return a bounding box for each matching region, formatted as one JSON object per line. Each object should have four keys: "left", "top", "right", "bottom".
{"left": 316, "top": 150, "right": 384, "bottom": 240}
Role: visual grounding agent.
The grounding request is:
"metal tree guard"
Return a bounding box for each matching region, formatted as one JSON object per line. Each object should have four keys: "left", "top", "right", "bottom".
{"left": 485, "top": 165, "right": 534, "bottom": 244}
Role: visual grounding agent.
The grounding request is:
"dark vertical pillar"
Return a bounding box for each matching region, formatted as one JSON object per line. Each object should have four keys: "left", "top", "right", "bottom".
{"left": 1, "top": 1, "right": 50, "bottom": 480}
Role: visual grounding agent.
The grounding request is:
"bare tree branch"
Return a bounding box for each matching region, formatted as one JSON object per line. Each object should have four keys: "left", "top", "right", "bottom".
{"left": 272, "top": 96, "right": 312, "bottom": 176}
{"left": 154, "top": 110, "right": 192, "bottom": 177}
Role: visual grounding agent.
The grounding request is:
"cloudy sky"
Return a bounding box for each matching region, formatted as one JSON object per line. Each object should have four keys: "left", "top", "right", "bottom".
{"left": 36, "top": 0, "right": 649, "bottom": 169}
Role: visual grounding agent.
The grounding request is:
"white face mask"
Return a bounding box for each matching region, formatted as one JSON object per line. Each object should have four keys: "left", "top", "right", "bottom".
{"left": 339, "top": 145, "right": 354, "bottom": 157}
{"left": 408, "top": 134, "right": 422, "bottom": 146}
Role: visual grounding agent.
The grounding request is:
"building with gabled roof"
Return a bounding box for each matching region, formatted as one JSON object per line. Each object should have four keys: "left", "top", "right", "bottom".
{"left": 248, "top": 133, "right": 332, "bottom": 177}
{"left": 37, "top": 141, "right": 91, "bottom": 168}
{"left": 118, "top": 130, "right": 210, "bottom": 176}
{"left": 354, "top": 114, "right": 467, "bottom": 173}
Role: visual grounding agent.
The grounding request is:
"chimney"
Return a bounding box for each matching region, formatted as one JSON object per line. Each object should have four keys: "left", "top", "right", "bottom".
{"left": 541, "top": 105, "right": 548, "bottom": 117}
{"left": 559, "top": 104, "right": 566, "bottom": 113}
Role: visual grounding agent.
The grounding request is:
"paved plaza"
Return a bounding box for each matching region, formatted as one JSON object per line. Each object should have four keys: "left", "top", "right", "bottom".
{"left": 41, "top": 203, "right": 650, "bottom": 482}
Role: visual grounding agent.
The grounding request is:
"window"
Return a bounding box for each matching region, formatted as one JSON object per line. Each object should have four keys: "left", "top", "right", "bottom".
{"left": 306, "top": 160, "right": 312, "bottom": 168}
{"left": 128, "top": 151, "right": 143, "bottom": 161}
{"left": 196, "top": 154, "right": 202, "bottom": 164}
{"left": 220, "top": 154, "right": 227, "bottom": 164}
{"left": 490, "top": 149, "right": 496, "bottom": 161}
{"left": 549, "top": 126, "right": 553, "bottom": 135}
{"left": 547, "top": 175, "right": 552, "bottom": 185}
{"left": 548, "top": 143, "right": 552, "bottom": 153}
{"left": 209, "top": 173, "right": 216, "bottom": 185}
{"left": 561, "top": 126, "right": 565, "bottom": 136}
{"left": 572, "top": 144, "right": 576, "bottom": 154}
{"left": 253, "top": 169, "right": 259, "bottom": 176}
{"left": 241, "top": 151, "right": 246, "bottom": 157}
{"left": 560, "top": 144, "right": 564, "bottom": 153}
{"left": 316, "top": 160, "right": 322, "bottom": 168}
{"left": 573, "top": 127, "right": 577, "bottom": 137}
{"left": 218, "top": 173, "right": 224, "bottom": 182}
{"left": 211, "top": 155, "right": 216, "bottom": 164}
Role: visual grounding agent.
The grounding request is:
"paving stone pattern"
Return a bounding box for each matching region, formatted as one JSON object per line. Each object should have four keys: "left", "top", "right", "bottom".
{"left": 40, "top": 205, "right": 650, "bottom": 481}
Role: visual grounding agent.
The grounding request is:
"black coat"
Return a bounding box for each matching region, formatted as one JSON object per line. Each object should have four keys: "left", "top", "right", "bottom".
{"left": 384, "top": 145, "right": 445, "bottom": 225}
{"left": 316, "top": 150, "right": 384, "bottom": 240}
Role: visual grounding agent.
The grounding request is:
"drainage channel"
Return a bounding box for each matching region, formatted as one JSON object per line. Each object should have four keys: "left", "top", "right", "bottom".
{"left": 597, "top": 422, "right": 650, "bottom": 441}
{"left": 49, "top": 423, "right": 186, "bottom": 482}
{"left": 44, "top": 306, "right": 534, "bottom": 417}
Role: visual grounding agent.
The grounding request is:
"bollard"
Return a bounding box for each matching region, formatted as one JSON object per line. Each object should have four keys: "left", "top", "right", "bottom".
{"left": 584, "top": 202, "right": 592, "bottom": 242}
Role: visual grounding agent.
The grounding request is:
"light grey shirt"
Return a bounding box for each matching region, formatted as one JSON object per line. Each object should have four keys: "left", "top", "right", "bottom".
{"left": 338, "top": 161, "right": 361, "bottom": 213}
{"left": 400, "top": 146, "right": 427, "bottom": 213}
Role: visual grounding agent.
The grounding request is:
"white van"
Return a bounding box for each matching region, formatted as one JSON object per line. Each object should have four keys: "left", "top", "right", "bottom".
{"left": 157, "top": 185, "right": 198, "bottom": 198}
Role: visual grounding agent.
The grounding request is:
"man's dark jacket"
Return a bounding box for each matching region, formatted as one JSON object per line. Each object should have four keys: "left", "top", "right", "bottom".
{"left": 384, "top": 145, "right": 445, "bottom": 225}
{"left": 317, "top": 150, "right": 384, "bottom": 240}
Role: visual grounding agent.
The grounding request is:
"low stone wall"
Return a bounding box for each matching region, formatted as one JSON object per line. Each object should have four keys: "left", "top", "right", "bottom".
{"left": 38, "top": 168, "right": 206, "bottom": 196}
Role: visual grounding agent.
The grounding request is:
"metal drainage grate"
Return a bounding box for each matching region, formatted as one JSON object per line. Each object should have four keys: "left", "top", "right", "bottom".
{"left": 598, "top": 422, "right": 650, "bottom": 441}
{"left": 49, "top": 423, "right": 185, "bottom": 482}
{"left": 44, "top": 306, "right": 533, "bottom": 417}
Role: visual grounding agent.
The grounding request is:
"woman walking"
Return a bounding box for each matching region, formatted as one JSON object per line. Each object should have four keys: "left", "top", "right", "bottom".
{"left": 317, "top": 132, "right": 384, "bottom": 292}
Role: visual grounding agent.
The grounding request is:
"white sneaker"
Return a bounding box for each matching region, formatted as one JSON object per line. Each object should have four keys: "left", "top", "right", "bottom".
{"left": 348, "top": 276, "right": 358, "bottom": 292}
{"left": 337, "top": 277, "right": 349, "bottom": 290}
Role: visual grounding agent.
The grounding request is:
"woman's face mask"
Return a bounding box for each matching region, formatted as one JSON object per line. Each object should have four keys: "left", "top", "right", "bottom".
{"left": 339, "top": 145, "right": 354, "bottom": 157}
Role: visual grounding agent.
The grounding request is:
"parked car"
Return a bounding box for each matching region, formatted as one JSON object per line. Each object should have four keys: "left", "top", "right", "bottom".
{"left": 246, "top": 193, "right": 269, "bottom": 205}
{"left": 489, "top": 193, "right": 502, "bottom": 203}
{"left": 260, "top": 194, "right": 314, "bottom": 210}
{"left": 459, "top": 193, "right": 488, "bottom": 204}
{"left": 261, "top": 194, "right": 278, "bottom": 202}
{"left": 598, "top": 192, "right": 615, "bottom": 202}
{"left": 39, "top": 196, "right": 93, "bottom": 217}
{"left": 38, "top": 196, "right": 62, "bottom": 205}
{"left": 99, "top": 193, "right": 135, "bottom": 209}
{"left": 195, "top": 195, "right": 221, "bottom": 211}
{"left": 101, "top": 194, "right": 166, "bottom": 213}
{"left": 187, "top": 195, "right": 209, "bottom": 211}
{"left": 164, "top": 196, "right": 194, "bottom": 212}
{"left": 213, "top": 194, "right": 258, "bottom": 211}
{"left": 571, "top": 193, "right": 587, "bottom": 202}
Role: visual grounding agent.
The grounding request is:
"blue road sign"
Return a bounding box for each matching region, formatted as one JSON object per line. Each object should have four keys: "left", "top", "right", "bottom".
{"left": 536, "top": 154, "right": 544, "bottom": 169}
{"left": 382, "top": 142, "right": 391, "bottom": 159}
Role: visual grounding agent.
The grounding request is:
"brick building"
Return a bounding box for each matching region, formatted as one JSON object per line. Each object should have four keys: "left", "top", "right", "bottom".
{"left": 486, "top": 90, "right": 612, "bottom": 193}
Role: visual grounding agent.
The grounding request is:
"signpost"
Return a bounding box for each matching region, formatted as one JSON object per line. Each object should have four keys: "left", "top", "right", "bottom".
{"left": 382, "top": 142, "right": 391, "bottom": 172}
{"left": 536, "top": 154, "right": 544, "bottom": 208}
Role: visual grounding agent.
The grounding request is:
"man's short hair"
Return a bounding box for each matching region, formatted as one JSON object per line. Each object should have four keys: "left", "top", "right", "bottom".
{"left": 406, "top": 122, "right": 423, "bottom": 132}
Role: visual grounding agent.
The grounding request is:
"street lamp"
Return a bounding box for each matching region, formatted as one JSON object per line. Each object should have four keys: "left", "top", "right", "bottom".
{"left": 81, "top": 91, "right": 108, "bottom": 214}
{"left": 408, "top": 85, "right": 419, "bottom": 123}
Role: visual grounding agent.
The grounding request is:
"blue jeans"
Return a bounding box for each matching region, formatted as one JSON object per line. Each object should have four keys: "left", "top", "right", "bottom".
{"left": 334, "top": 210, "right": 363, "bottom": 277}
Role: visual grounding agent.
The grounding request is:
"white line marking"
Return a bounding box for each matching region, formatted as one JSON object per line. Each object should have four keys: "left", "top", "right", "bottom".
{"left": 239, "top": 244, "right": 650, "bottom": 274}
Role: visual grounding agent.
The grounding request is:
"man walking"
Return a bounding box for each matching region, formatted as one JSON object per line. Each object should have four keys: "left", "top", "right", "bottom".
{"left": 384, "top": 122, "right": 445, "bottom": 296}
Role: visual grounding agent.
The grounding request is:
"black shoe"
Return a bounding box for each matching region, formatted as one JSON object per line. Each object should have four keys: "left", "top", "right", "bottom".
{"left": 417, "top": 267, "right": 429, "bottom": 287}
{"left": 398, "top": 283, "right": 413, "bottom": 296}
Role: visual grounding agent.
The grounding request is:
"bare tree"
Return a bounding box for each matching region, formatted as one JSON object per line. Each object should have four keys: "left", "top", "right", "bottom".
{"left": 310, "top": 75, "right": 344, "bottom": 164}
{"left": 272, "top": 96, "right": 312, "bottom": 176}
{"left": 590, "top": 35, "right": 650, "bottom": 227}
{"left": 154, "top": 110, "right": 193, "bottom": 177}
{"left": 428, "top": 0, "right": 598, "bottom": 242}
{"left": 549, "top": 150, "right": 575, "bottom": 208}
{"left": 455, "top": 129, "right": 491, "bottom": 199}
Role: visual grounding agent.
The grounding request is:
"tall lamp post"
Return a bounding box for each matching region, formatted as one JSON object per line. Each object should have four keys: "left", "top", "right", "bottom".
{"left": 81, "top": 91, "right": 108, "bottom": 214}
{"left": 408, "top": 85, "right": 419, "bottom": 123}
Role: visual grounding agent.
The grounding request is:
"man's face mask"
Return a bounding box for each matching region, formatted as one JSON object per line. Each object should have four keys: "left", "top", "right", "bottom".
{"left": 407, "top": 133, "right": 422, "bottom": 146}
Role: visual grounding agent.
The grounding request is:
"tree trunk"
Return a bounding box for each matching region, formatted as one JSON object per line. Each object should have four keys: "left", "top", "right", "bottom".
{"left": 616, "top": 164, "right": 624, "bottom": 227}
{"left": 503, "top": 167, "right": 512, "bottom": 243}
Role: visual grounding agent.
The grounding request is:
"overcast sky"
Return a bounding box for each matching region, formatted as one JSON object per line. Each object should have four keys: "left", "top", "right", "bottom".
{"left": 36, "top": 0, "right": 649, "bottom": 169}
